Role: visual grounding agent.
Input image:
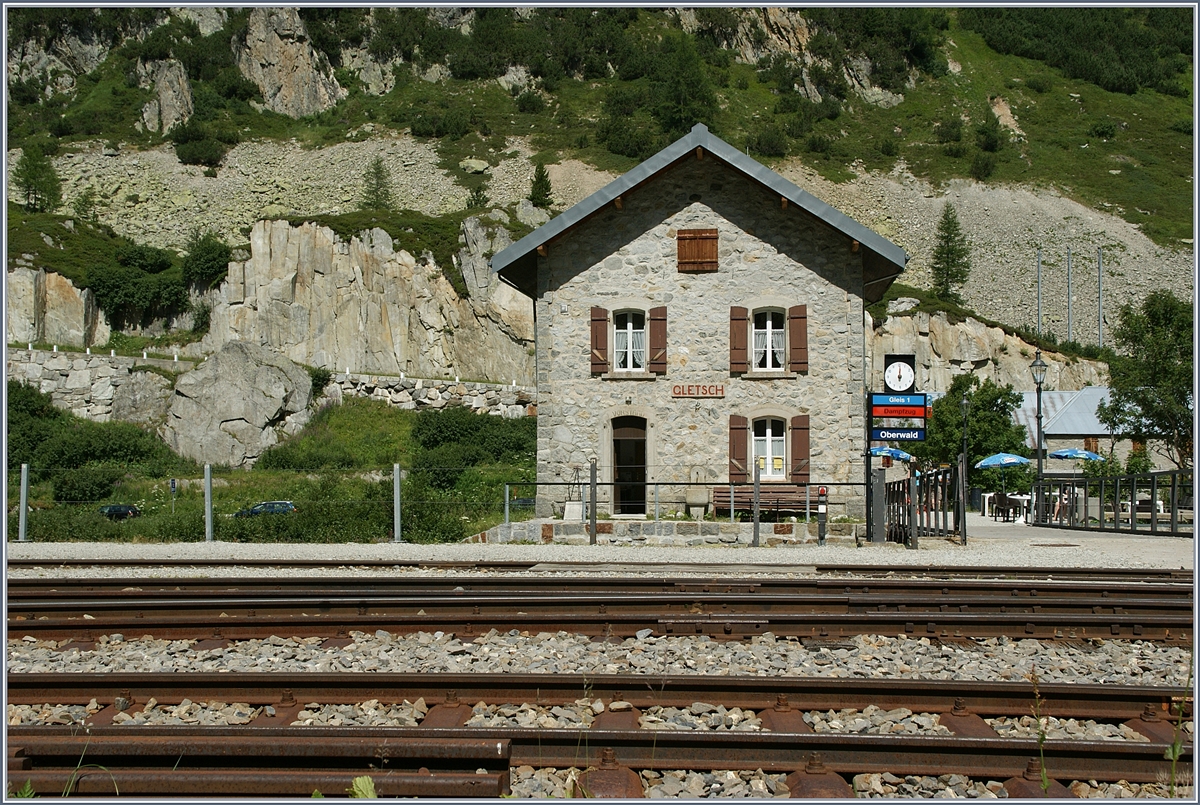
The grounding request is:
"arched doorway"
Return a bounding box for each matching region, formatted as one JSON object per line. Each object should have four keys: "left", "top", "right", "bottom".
{"left": 612, "top": 415, "right": 647, "bottom": 515}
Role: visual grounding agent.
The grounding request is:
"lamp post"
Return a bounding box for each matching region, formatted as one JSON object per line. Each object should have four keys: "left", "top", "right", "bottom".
{"left": 960, "top": 394, "right": 969, "bottom": 544}
{"left": 1029, "top": 350, "right": 1048, "bottom": 523}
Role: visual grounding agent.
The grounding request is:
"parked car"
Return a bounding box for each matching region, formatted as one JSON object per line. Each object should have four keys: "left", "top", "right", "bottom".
{"left": 234, "top": 500, "right": 298, "bottom": 518}
{"left": 98, "top": 504, "right": 140, "bottom": 521}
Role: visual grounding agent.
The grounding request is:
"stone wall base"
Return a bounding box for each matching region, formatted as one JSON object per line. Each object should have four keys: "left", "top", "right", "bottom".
{"left": 474, "top": 518, "right": 866, "bottom": 547}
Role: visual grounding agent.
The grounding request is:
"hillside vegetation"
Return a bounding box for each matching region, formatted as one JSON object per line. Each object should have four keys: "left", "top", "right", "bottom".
{"left": 7, "top": 7, "right": 1192, "bottom": 249}
{"left": 8, "top": 387, "right": 536, "bottom": 544}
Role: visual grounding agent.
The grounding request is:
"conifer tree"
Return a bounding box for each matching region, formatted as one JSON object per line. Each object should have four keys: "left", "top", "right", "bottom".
{"left": 13, "top": 146, "right": 62, "bottom": 212}
{"left": 359, "top": 155, "right": 394, "bottom": 211}
{"left": 930, "top": 203, "right": 971, "bottom": 302}
{"left": 528, "top": 163, "right": 552, "bottom": 208}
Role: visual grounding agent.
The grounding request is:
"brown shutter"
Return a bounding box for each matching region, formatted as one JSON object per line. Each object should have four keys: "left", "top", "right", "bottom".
{"left": 648, "top": 306, "right": 667, "bottom": 374}
{"left": 788, "top": 305, "right": 808, "bottom": 373}
{"left": 590, "top": 307, "right": 608, "bottom": 374}
{"left": 790, "top": 414, "right": 810, "bottom": 483}
{"left": 729, "top": 415, "right": 749, "bottom": 483}
{"left": 729, "top": 306, "right": 749, "bottom": 373}
{"left": 677, "top": 228, "right": 719, "bottom": 272}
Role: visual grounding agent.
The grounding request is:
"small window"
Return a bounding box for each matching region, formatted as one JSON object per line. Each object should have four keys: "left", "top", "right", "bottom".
{"left": 1084, "top": 437, "right": 1099, "bottom": 453}
{"left": 753, "top": 418, "right": 786, "bottom": 478}
{"left": 677, "top": 229, "right": 718, "bottom": 272}
{"left": 613, "top": 311, "right": 646, "bottom": 371}
{"left": 752, "top": 310, "right": 786, "bottom": 371}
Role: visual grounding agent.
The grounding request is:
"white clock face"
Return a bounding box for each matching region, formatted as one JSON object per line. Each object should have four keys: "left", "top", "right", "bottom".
{"left": 885, "top": 361, "right": 915, "bottom": 392}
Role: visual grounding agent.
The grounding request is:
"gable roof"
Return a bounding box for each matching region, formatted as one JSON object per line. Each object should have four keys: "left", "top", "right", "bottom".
{"left": 491, "top": 123, "right": 908, "bottom": 301}
{"left": 1015, "top": 387, "right": 1113, "bottom": 448}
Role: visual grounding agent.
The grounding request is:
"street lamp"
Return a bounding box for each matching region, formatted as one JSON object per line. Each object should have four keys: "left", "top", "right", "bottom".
{"left": 960, "top": 394, "right": 969, "bottom": 543}
{"left": 1029, "top": 350, "right": 1049, "bottom": 522}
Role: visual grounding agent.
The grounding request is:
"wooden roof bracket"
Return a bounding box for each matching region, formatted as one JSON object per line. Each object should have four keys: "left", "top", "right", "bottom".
{"left": 850, "top": 240, "right": 860, "bottom": 253}
{"left": 614, "top": 196, "right": 623, "bottom": 211}
{"left": 537, "top": 244, "right": 548, "bottom": 257}
{"left": 781, "top": 196, "right": 788, "bottom": 210}
{"left": 695, "top": 146, "right": 703, "bottom": 160}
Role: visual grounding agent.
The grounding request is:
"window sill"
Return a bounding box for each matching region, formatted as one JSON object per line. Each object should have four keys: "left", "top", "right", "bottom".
{"left": 601, "top": 371, "right": 658, "bottom": 381}
{"left": 738, "top": 371, "right": 797, "bottom": 380}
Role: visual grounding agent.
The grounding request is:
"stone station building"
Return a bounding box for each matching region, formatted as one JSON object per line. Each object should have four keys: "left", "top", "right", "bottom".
{"left": 493, "top": 125, "right": 907, "bottom": 521}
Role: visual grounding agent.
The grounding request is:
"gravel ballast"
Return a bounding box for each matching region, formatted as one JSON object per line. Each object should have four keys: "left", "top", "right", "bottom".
{"left": 8, "top": 630, "right": 1191, "bottom": 686}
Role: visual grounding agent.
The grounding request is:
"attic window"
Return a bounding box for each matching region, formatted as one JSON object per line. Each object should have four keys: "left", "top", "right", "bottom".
{"left": 677, "top": 228, "right": 718, "bottom": 273}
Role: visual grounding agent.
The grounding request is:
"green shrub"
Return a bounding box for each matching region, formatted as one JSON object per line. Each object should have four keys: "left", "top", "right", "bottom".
{"left": 1169, "top": 119, "right": 1193, "bottom": 135}
{"left": 748, "top": 124, "right": 789, "bottom": 157}
{"left": 970, "top": 151, "right": 997, "bottom": 180}
{"left": 181, "top": 229, "right": 232, "bottom": 288}
{"left": 1088, "top": 120, "right": 1117, "bottom": 139}
{"left": 1026, "top": 74, "right": 1052, "bottom": 93}
{"left": 116, "top": 243, "right": 174, "bottom": 274}
{"left": 308, "top": 366, "right": 333, "bottom": 398}
{"left": 975, "top": 114, "right": 1004, "bottom": 152}
{"left": 943, "top": 142, "right": 968, "bottom": 158}
{"left": 515, "top": 91, "right": 544, "bottom": 114}
{"left": 806, "top": 133, "right": 831, "bottom": 153}
{"left": 880, "top": 137, "right": 899, "bottom": 157}
{"left": 934, "top": 117, "right": 962, "bottom": 143}
{"left": 51, "top": 465, "right": 124, "bottom": 503}
{"left": 174, "top": 138, "right": 226, "bottom": 167}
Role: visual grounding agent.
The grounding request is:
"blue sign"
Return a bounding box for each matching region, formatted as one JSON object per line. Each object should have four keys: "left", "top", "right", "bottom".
{"left": 871, "top": 428, "right": 925, "bottom": 441}
{"left": 170, "top": 478, "right": 176, "bottom": 494}
{"left": 871, "top": 393, "right": 927, "bottom": 407}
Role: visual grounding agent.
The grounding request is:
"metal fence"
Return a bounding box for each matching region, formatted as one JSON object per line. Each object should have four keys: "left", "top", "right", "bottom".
{"left": 1030, "top": 468, "right": 1194, "bottom": 538}
{"left": 883, "top": 464, "right": 964, "bottom": 549}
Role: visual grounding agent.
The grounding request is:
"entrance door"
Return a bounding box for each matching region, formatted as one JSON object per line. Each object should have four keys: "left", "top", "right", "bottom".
{"left": 613, "top": 416, "right": 647, "bottom": 515}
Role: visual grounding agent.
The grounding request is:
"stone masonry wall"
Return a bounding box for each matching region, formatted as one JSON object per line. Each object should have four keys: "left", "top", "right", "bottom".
{"left": 535, "top": 157, "right": 867, "bottom": 517}
{"left": 7, "top": 347, "right": 536, "bottom": 430}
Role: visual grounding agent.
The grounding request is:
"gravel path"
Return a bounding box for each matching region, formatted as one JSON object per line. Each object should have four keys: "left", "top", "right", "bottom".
{"left": 8, "top": 630, "right": 1190, "bottom": 687}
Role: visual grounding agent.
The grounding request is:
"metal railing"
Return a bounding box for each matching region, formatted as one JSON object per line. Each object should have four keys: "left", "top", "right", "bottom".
{"left": 884, "top": 465, "right": 963, "bottom": 549}
{"left": 1031, "top": 468, "right": 1193, "bottom": 538}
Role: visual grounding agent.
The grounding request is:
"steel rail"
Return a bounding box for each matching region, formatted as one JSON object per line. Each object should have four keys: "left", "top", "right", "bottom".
{"left": 7, "top": 725, "right": 1190, "bottom": 785}
{"left": 8, "top": 672, "right": 1190, "bottom": 721}
{"left": 9, "top": 575, "right": 1192, "bottom": 601}
{"left": 10, "top": 604, "right": 1191, "bottom": 641}
{"left": 6, "top": 557, "right": 1193, "bottom": 582}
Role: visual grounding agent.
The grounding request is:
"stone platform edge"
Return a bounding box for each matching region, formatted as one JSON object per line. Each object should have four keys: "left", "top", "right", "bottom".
{"left": 475, "top": 519, "right": 867, "bottom": 547}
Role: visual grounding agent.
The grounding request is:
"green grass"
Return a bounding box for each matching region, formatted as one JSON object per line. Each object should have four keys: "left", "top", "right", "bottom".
{"left": 6, "top": 203, "right": 133, "bottom": 287}
{"left": 257, "top": 397, "right": 416, "bottom": 471}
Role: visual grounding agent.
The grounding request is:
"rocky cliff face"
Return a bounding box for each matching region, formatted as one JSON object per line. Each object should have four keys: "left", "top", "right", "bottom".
{"left": 233, "top": 7, "right": 346, "bottom": 119}
{"left": 200, "top": 219, "right": 535, "bottom": 385}
{"left": 868, "top": 311, "right": 1107, "bottom": 394}
{"left": 136, "top": 58, "right": 193, "bottom": 133}
{"left": 6, "top": 264, "right": 109, "bottom": 348}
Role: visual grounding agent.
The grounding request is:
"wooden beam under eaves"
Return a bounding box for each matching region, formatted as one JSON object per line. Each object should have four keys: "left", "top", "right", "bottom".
{"left": 850, "top": 240, "right": 860, "bottom": 253}
{"left": 695, "top": 147, "right": 703, "bottom": 160}
{"left": 780, "top": 196, "right": 788, "bottom": 210}
{"left": 537, "top": 244, "right": 548, "bottom": 257}
{"left": 614, "top": 196, "right": 623, "bottom": 211}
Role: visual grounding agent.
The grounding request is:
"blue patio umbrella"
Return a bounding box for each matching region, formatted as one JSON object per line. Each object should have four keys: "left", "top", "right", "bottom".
{"left": 870, "top": 446, "right": 914, "bottom": 461}
{"left": 1048, "top": 448, "right": 1105, "bottom": 461}
{"left": 974, "top": 452, "right": 1031, "bottom": 495}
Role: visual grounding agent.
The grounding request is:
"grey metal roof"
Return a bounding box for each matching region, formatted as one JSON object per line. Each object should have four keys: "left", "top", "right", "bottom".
{"left": 1015, "top": 388, "right": 1112, "bottom": 448}
{"left": 491, "top": 123, "right": 908, "bottom": 298}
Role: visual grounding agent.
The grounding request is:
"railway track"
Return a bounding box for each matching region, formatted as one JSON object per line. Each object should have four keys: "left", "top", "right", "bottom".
{"left": 8, "top": 566, "right": 1193, "bottom": 797}
{"left": 9, "top": 573, "right": 1193, "bottom": 642}
{"left": 7, "top": 674, "right": 1192, "bottom": 797}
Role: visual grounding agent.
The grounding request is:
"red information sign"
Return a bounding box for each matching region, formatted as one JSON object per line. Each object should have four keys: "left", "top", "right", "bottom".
{"left": 872, "top": 405, "right": 926, "bottom": 418}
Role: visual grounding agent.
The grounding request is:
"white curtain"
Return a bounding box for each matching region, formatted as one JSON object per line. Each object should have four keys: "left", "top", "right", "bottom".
{"left": 753, "top": 330, "right": 767, "bottom": 367}
{"left": 631, "top": 329, "right": 646, "bottom": 369}
{"left": 771, "top": 329, "right": 784, "bottom": 368}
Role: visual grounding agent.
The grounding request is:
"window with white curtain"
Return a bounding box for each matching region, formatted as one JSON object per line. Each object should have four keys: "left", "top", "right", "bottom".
{"left": 752, "top": 310, "right": 785, "bottom": 371}
{"left": 613, "top": 311, "right": 646, "bottom": 371}
{"left": 753, "top": 417, "right": 786, "bottom": 478}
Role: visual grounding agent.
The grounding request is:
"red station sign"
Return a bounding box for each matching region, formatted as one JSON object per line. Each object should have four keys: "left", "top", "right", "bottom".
{"left": 871, "top": 405, "right": 927, "bottom": 418}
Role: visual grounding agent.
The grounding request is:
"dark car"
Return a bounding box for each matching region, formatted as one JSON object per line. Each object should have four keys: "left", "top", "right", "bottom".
{"left": 98, "top": 504, "right": 140, "bottom": 521}
{"left": 234, "top": 500, "right": 298, "bottom": 518}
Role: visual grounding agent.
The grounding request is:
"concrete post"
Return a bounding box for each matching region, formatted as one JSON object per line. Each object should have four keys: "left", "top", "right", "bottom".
{"left": 589, "top": 460, "right": 597, "bottom": 545}
{"left": 204, "top": 464, "right": 213, "bottom": 542}
{"left": 752, "top": 464, "right": 761, "bottom": 547}
{"left": 19, "top": 464, "right": 29, "bottom": 542}
{"left": 504, "top": 483, "right": 510, "bottom": 526}
{"left": 394, "top": 464, "right": 403, "bottom": 542}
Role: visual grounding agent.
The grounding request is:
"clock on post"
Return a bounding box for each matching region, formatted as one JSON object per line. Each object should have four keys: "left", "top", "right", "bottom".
{"left": 883, "top": 354, "right": 916, "bottom": 394}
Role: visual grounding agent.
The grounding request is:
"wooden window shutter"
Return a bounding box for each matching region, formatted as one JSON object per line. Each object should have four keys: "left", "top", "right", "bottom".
{"left": 677, "top": 228, "right": 718, "bottom": 272}
{"left": 788, "top": 305, "right": 809, "bottom": 373}
{"left": 1084, "top": 437, "right": 1099, "bottom": 453}
{"left": 648, "top": 306, "right": 667, "bottom": 374}
{"left": 729, "top": 415, "right": 749, "bottom": 483}
{"left": 729, "top": 306, "right": 749, "bottom": 373}
{"left": 790, "top": 415, "right": 811, "bottom": 483}
{"left": 590, "top": 307, "right": 608, "bottom": 374}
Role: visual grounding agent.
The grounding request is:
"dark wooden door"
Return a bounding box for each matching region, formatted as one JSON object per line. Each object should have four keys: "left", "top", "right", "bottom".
{"left": 613, "top": 416, "right": 647, "bottom": 515}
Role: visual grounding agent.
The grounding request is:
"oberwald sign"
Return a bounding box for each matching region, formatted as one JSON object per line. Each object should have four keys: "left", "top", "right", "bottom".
{"left": 871, "top": 428, "right": 925, "bottom": 441}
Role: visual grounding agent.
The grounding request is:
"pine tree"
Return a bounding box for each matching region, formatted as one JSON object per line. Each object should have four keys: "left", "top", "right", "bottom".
{"left": 528, "top": 162, "right": 552, "bottom": 209}
{"left": 930, "top": 203, "right": 971, "bottom": 302}
{"left": 359, "top": 155, "right": 394, "bottom": 211}
{"left": 13, "top": 146, "right": 62, "bottom": 212}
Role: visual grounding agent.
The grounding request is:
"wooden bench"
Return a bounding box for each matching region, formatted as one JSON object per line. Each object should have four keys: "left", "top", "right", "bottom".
{"left": 711, "top": 484, "right": 816, "bottom": 516}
